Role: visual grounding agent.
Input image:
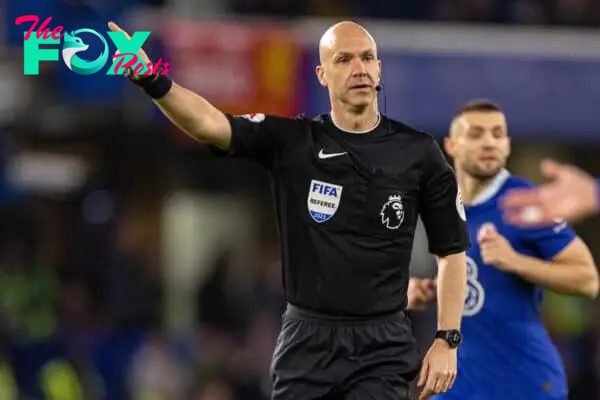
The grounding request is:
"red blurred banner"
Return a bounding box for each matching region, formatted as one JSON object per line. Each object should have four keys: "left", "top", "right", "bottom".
{"left": 164, "top": 19, "right": 303, "bottom": 142}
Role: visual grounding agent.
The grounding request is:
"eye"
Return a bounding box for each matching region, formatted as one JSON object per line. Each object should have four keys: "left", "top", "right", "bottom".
{"left": 468, "top": 130, "right": 482, "bottom": 139}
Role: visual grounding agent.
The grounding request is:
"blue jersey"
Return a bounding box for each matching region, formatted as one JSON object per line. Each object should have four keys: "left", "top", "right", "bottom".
{"left": 436, "top": 170, "right": 576, "bottom": 400}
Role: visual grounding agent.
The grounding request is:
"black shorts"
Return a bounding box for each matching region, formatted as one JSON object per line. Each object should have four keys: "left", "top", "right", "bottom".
{"left": 270, "top": 304, "right": 421, "bottom": 400}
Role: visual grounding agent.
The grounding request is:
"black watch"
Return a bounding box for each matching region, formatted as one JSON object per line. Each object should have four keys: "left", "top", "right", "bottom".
{"left": 435, "top": 330, "right": 462, "bottom": 349}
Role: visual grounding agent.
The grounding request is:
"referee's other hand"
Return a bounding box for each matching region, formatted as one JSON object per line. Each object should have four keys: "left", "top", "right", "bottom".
{"left": 407, "top": 278, "right": 436, "bottom": 310}
{"left": 417, "top": 337, "right": 458, "bottom": 399}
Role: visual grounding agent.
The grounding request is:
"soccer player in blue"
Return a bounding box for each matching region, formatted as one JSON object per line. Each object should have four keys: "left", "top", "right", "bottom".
{"left": 412, "top": 99, "right": 599, "bottom": 400}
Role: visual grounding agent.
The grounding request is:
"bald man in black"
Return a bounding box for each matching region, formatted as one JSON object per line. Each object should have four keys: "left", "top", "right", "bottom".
{"left": 113, "top": 19, "right": 469, "bottom": 400}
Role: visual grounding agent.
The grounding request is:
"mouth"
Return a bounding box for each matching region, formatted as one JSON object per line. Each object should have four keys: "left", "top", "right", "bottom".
{"left": 479, "top": 156, "right": 499, "bottom": 163}
{"left": 349, "top": 84, "right": 372, "bottom": 90}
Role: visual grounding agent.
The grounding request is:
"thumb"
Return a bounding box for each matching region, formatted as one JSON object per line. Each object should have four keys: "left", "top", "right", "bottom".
{"left": 417, "top": 359, "right": 429, "bottom": 387}
{"left": 477, "top": 223, "right": 497, "bottom": 242}
{"left": 540, "top": 159, "right": 562, "bottom": 181}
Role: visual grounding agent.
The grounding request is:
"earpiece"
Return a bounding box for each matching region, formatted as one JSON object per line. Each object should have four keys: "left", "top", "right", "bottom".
{"left": 375, "top": 77, "right": 382, "bottom": 92}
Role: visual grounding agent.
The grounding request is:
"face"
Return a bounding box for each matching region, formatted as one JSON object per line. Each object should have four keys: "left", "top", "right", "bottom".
{"left": 445, "top": 111, "right": 511, "bottom": 180}
{"left": 316, "top": 32, "right": 381, "bottom": 110}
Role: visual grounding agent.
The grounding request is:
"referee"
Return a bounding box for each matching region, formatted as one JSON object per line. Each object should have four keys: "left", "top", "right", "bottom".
{"left": 110, "top": 20, "right": 469, "bottom": 400}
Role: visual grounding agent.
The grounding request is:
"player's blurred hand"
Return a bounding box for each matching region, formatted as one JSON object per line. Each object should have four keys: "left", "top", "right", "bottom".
{"left": 477, "top": 223, "right": 517, "bottom": 272}
{"left": 501, "top": 159, "right": 598, "bottom": 226}
{"left": 107, "top": 21, "right": 152, "bottom": 79}
{"left": 417, "top": 339, "right": 457, "bottom": 399}
{"left": 407, "top": 278, "right": 436, "bottom": 310}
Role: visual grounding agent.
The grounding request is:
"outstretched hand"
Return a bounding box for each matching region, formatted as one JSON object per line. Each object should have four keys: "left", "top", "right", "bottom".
{"left": 107, "top": 21, "right": 152, "bottom": 78}
{"left": 501, "top": 159, "right": 598, "bottom": 226}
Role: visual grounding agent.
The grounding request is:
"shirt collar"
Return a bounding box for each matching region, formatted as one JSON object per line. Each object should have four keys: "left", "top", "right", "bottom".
{"left": 470, "top": 169, "right": 511, "bottom": 206}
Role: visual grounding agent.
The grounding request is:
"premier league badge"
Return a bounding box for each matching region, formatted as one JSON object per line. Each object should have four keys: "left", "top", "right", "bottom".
{"left": 380, "top": 194, "right": 405, "bottom": 230}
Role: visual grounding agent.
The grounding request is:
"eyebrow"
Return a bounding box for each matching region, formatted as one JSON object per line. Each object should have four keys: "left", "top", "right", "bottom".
{"left": 468, "top": 124, "right": 504, "bottom": 131}
{"left": 335, "top": 50, "right": 375, "bottom": 59}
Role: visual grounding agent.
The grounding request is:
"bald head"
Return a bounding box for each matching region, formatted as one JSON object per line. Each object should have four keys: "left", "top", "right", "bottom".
{"left": 315, "top": 21, "right": 381, "bottom": 112}
{"left": 319, "top": 21, "right": 377, "bottom": 64}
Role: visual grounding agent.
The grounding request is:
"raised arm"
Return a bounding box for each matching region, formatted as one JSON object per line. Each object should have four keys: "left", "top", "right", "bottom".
{"left": 154, "top": 82, "right": 232, "bottom": 150}
{"left": 108, "top": 21, "right": 231, "bottom": 150}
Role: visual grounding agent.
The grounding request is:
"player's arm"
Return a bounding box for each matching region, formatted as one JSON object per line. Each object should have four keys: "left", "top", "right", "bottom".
{"left": 479, "top": 221, "right": 599, "bottom": 299}
{"left": 406, "top": 278, "right": 436, "bottom": 310}
{"left": 510, "top": 237, "right": 598, "bottom": 299}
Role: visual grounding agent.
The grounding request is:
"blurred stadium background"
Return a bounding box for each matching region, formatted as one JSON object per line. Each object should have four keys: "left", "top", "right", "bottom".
{"left": 0, "top": 0, "right": 599, "bottom": 398}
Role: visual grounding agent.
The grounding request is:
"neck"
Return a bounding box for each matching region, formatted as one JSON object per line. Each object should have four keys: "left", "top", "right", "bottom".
{"left": 330, "top": 101, "right": 379, "bottom": 133}
{"left": 455, "top": 168, "right": 495, "bottom": 205}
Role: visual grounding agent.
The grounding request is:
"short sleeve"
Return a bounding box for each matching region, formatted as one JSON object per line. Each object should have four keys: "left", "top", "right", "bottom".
{"left": 208, "top": 113, "right": 293, "bottom": 169}
{"left": 520, "top": 219, "right": 576, "bottom": 261}
{"left": 418, "top": 138, "right": 471, "bottom": 257}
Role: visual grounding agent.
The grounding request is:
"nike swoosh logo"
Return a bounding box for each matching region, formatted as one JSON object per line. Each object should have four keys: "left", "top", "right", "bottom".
{"left": 318, "top": 149, "right": 347, "bottom": 159}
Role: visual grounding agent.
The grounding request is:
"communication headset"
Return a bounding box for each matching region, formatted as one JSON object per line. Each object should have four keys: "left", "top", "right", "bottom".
{"left": 375, "top": 74, "right": 382, "bottom": 92}
{"left": 375, "top": 76, "right": 386, "bottom": 115}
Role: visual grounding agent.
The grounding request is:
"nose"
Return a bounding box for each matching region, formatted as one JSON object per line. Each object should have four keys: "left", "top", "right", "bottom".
{"left": 481, "top": 132, "right": 497, "bottom": 147}
{"left": 351, "top": 58, "right": 368, "bottom": 75}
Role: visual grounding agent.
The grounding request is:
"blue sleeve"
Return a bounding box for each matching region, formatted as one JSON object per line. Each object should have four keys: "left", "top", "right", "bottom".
{"left": 521, "top": 220, "right": 576, "bottom": 261}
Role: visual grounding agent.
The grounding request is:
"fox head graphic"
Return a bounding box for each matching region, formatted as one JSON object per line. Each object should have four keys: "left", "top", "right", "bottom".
{"left": 62, "top": 31, "right": 89, "bottom": 71}
{"left": 61, "top": 29, "right": 109, "bottom": 75}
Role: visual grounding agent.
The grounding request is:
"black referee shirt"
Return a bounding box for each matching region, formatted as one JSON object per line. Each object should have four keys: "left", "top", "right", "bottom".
{"left": 210, "top": 113, "right": 470, "bottom": 316}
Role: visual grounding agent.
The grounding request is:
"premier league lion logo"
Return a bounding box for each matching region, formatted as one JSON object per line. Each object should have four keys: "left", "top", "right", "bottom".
{"left": 380, "top": 194, "right": 404, "bottom": 230}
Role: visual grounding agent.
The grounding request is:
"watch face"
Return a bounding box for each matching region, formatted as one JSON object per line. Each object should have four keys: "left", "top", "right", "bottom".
{"left": 448, "top": 331, "right": 462, "bottom": 346}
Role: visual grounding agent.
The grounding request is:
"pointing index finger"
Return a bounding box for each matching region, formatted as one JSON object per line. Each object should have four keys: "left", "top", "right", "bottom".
{"left": 108, "top": 21, "right": 132, "bottom": 40}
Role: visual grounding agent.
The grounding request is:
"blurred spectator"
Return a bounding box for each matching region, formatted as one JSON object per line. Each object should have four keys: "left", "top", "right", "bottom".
{"left": 127, "top": 331, "right": 188, "bottom": 400}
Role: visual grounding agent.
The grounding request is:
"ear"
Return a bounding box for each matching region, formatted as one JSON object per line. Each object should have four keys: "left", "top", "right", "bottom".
{"left": 377, "top": 60, "right": 382, "bottom": 86}
{"left": 506, "top": 136, "right": 512, "bottom": 159}
{"left": 315, "top": 65, "right": 327, "bottom": 87}
{"left": 444, "top": 137, "right": 455, "bottom": 158}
